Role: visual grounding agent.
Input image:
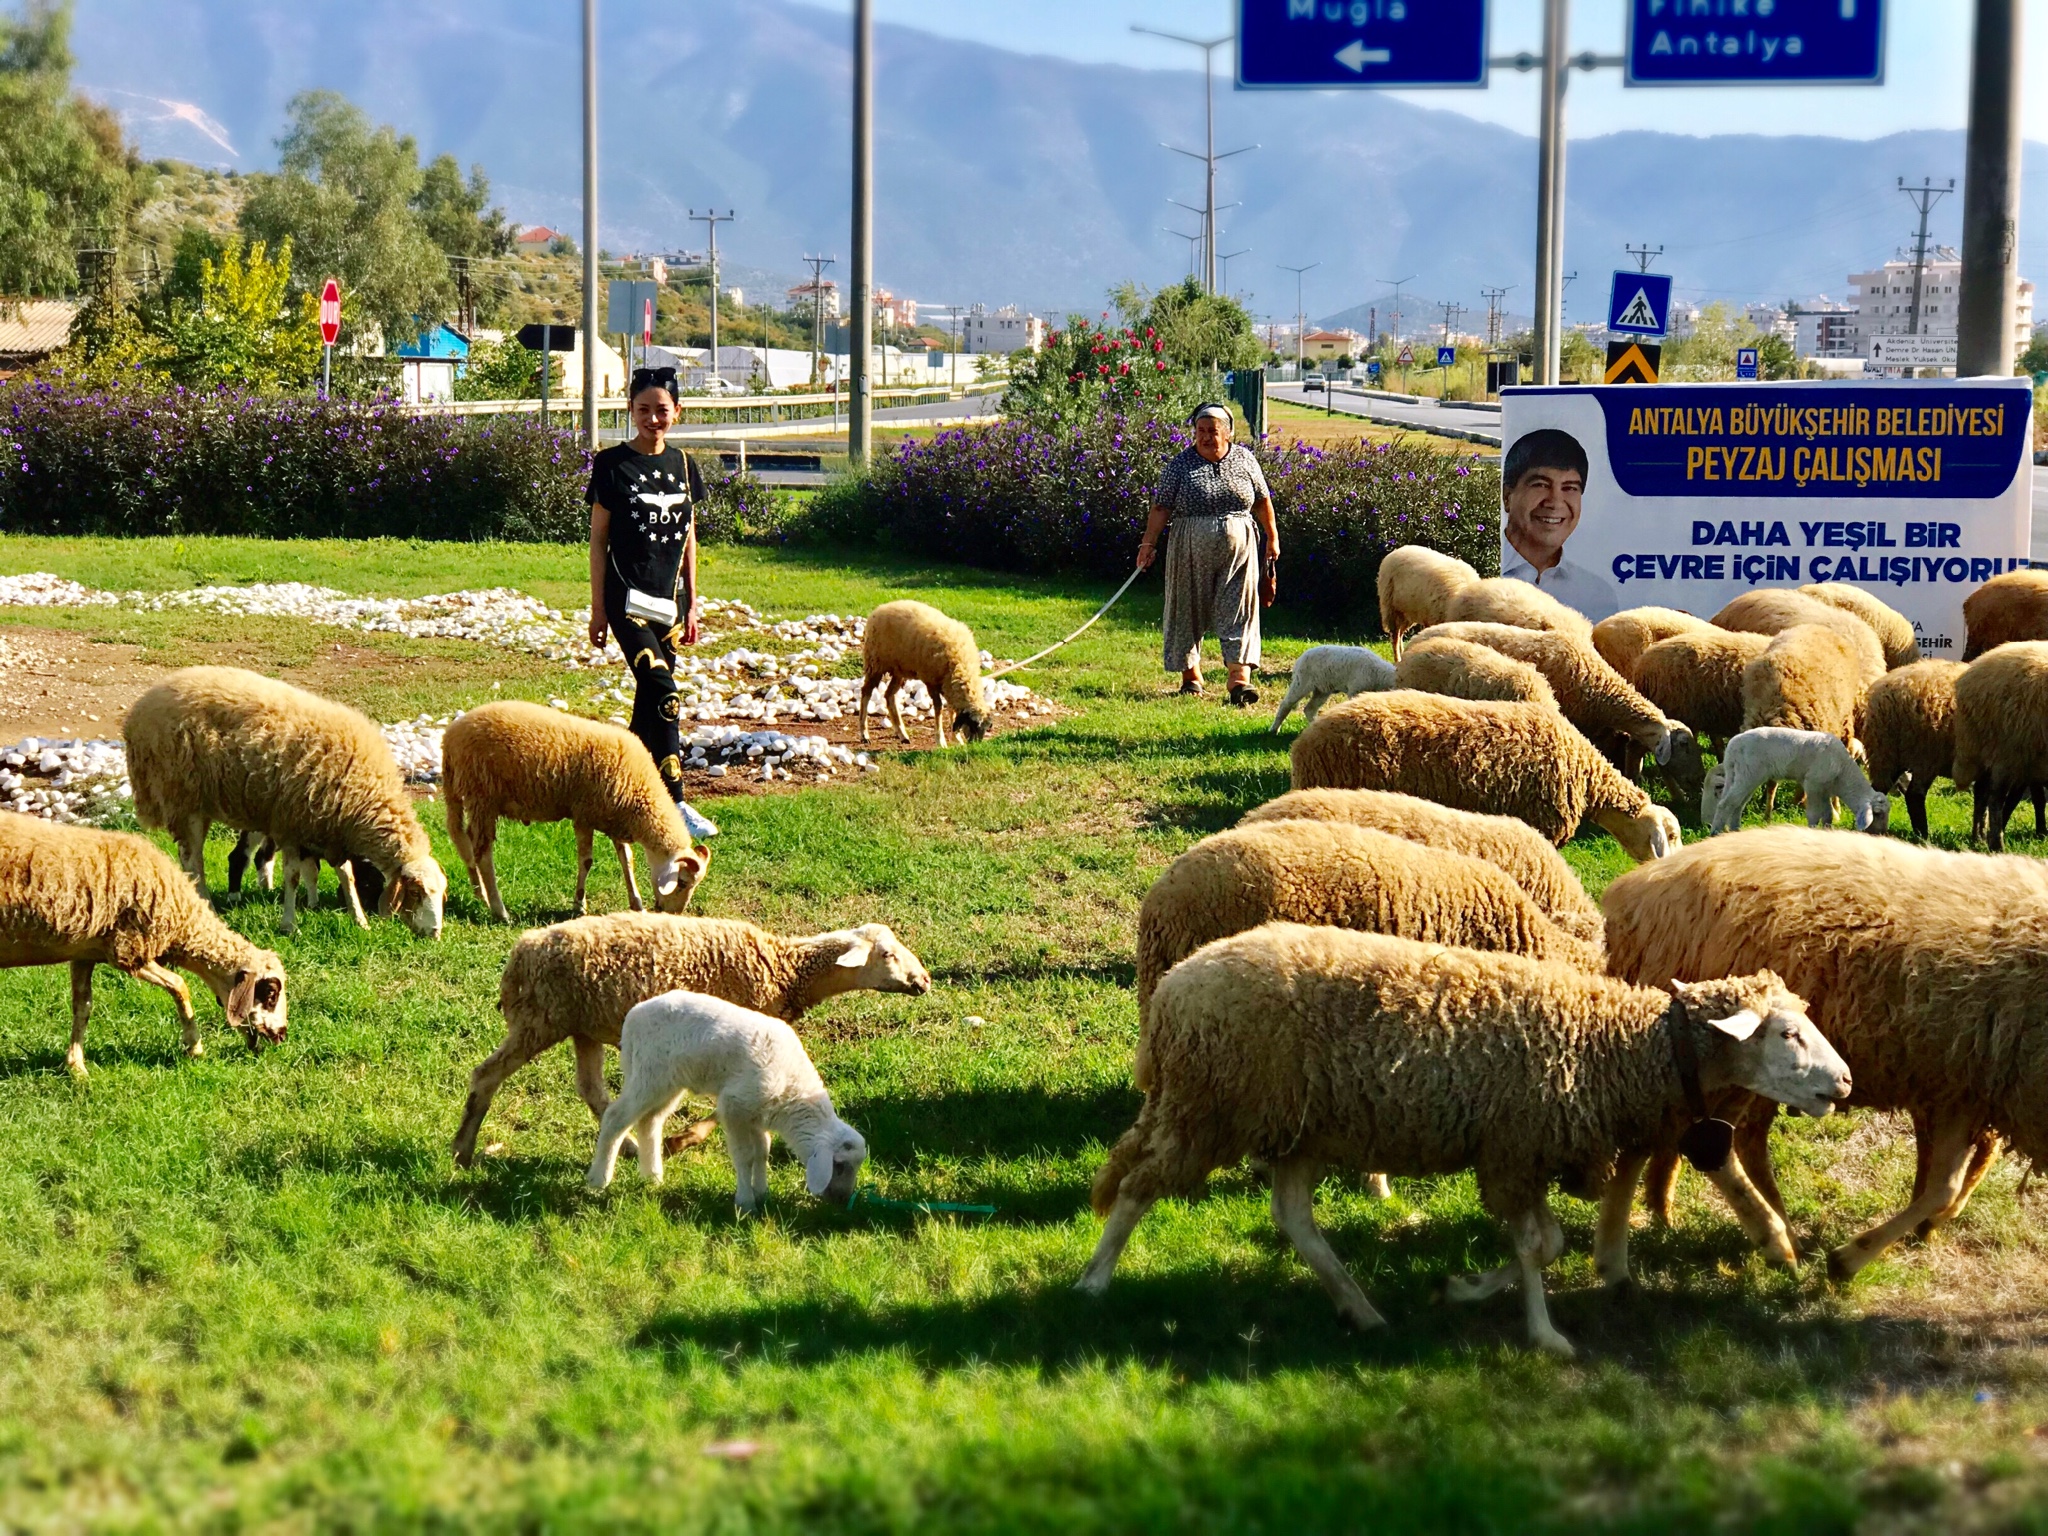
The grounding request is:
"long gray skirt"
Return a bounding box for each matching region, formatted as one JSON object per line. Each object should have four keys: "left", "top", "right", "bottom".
{"left": 1162, "top": 512, "right": 1261, "bottom": 672}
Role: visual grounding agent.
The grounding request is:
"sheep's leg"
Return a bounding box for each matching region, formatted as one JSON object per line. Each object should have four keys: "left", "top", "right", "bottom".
{"left": 336, "top": 861, "right": 369, "bottom": 929}
{"left": 129, "top": 959, "right": 199, "bottom": 1058}
{"left": 1803, "top": 773, "right": 1834, "bottom": 828}
{"left": 1444, "top": 1257, "right": 1520, "bottom": 1303}
{"left": 65, "top": 960, "right": 93, "bottom": 1078}
{"left": 2035, "top": 785, "right": 2047, "bottom": 838}
{"left": 1829, "top": 1114, "right": 1982, "bottom": 1280}
{"left": 572, "top": 824, "right": 594, "bottom": 915}
{"left": 1270, "top": 1158, "right": 1386, "bottom": 1331}
{"left": 1919, "top": 1130, "right": 2002, "bottom": 1237}
{"left": 1512, "top": 1205, "right": 1575, "bottom": 1359}
{"left": 472, "top": 817, "right": 510, "bottom": 924}
{"left": 1364, "top": 1172, "right": 1391, "bottom": 1200}
{"left": 1595, "top": 1149, "right": 1651, "bottom": 1287}
{"left": 571, "top": 1035, "right": 613, "bottom": 1127}
{"left": 887, "top": 682, "right": 911, "bottom": 745}
{"left": 932, "top": 682, "right": 949, "bottom": 748}
{"left": 1971, "top": 775, "right": 1991, "bottom": 844}
{"left": 1703, "top": 1150, "right": 1798, "bottom": 1268}
{"left": 226, "top": 830, "right": 257, "bottom": 895}
{"left": 1906, "top": 781, "right": 1931, "bottom": 839}
{"left": 1733, "top": 1110, "right": 1788, "bottom": 1219}
{"left": 1991, "top": 780, "right": 2027, "bottom": 852}
{"left": 1642, "top": 1147, "right": 1681, "bottom": 1225}
{"left": 727, "top": 1118, "right": 771, "bottom": 1214}
{"left": 1269, "top": 677, "right": 1308, "bottom": 731}
{"left": 858, "top": 671, "right": 882, "bottom": 744}
{"left": 278, "top": 853, "right": 302, "bottom": 937}
{"left": 1302, "top": 690, "right": 1333, "bottom": 724}
{"left": 176, "top": 815, "right": 211, "bottom": 896}
{"left": 586, "top": 1095, "right": 637, "bottom": 1191}
{"left": 1075, "top": 1190, "right": 1160, "bottom": 1296}
{"left": 450, "top": 1031, "right": 555, "bottom": 1168}
{"left": 1713, "top": 765, "right": 1771, "bottom": 834}
{"left": 613, "top": 840, "right": 643, "bottom": 911}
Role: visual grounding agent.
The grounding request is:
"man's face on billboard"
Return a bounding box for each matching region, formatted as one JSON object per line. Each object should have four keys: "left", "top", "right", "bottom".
{"left": 1505, "top": 463, "right": 1585, "bottom": 567}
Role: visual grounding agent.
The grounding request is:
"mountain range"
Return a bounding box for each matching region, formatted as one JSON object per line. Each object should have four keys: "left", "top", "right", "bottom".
{"left": 69, "top": 0, "right": 2048, "bottom": 328}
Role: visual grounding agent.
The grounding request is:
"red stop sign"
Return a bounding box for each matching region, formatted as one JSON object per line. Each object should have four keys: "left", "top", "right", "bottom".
{"left": 319, "top": 279, "right": 341, "bottom": 345}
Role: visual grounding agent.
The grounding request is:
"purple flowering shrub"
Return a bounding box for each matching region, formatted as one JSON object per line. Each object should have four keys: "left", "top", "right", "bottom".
{"left": 810, "top": 411, "right": 1499, "bottom": 627}
{"left": 0, "top": 381, "right": 774, "bottom": 546}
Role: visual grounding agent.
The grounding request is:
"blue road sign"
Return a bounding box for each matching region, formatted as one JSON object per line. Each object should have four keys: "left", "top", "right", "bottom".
{"left": 1627, "top": 0, "right": 1883, "bottom": 87}
{"left": 1608, "top": 271, "right": 1673, "bottom": 338}
{"left": 1236, "top": 0, "right": 1489, "bottom": 90}
{"left": 1366, "top": 359, "right": 1382, "bottom": 376}
{"left": 1436, "top": 345, "right": 1457, "bottom": 367}
{"left": 1735, "top": 346, "right": 1760, "bottom": 380}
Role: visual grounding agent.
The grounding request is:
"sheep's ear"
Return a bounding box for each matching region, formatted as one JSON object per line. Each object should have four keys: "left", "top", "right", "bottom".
{"left": 1707, "top": 1009, "right": 1764, "bottom": 1042}
{"left": 1890, "top": 770, "right": 1913, "bottom": 793}
{"left": 1654, "top": 730, "right": 1675, "bottom": 766}
{"left": 226, "top": 968, "right": 256, "bottom": 1025}
{"left": 832, "top": 933, "right": 875, "bottom": 968}
{"left": 804, "top": 1141, "right": 838, "bottom": 1197}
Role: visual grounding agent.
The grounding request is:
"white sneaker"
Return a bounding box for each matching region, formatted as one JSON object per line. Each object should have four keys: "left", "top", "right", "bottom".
{"left": 679, "top": 799, "right": 720, "bottom": 840}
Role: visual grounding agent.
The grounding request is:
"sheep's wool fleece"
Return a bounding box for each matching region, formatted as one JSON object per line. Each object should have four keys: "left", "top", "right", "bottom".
{"left": 1410, "top": 621, "right": 1665, "bottom": 746}
{"left": 1603, "top": 826, "right": 2048, "bottom": 1162}
{"left": 1963, "top": 570, "right": 2048, "bottom": 660}
{"left": 1591, "top": 607, "right": 1715, "bottom": 681}
{"left": 1289, "top": 691, "right": 1646, "bottom": 845}
{"left": 1116, "top": 923, "right": 1776, "bottom": 1215}
{"left": 1240, "top": 788, "right": 1603, "bottom": 942}
{"left": 1442, "top": 576, "right": 1595, "bottom": 640}
{"left": 1801, "top": 583, "right": 1919, "bottom": 671}
{"left": 0, "top": 814, "right": 224, "bottom": 969}
{"left": 1860, "top": 661, "right": 1964, "bottom": 789}
{"left": 443, "top": 701, "right": 688, "bottom": 851}
{"left": 1741, "top": 625, "right": 1863, "bottom": 743}
{"left": 1953, "top": 640, "right": 2048, "bottom": 793}
{"left": 1633, "top": 630, "right": 1770, "bottom": 742}
{"left": 1394, "top": 638, "right": 1557, "bottom": 708}
{"left": 1712, "top": 588, "right": 1885, "bottom": 685}
{"left": 862, "top": 601, "right": 984, "bottom": 715}
{"left": 1376, "top": 545, "right": 1478, "bottom": 646}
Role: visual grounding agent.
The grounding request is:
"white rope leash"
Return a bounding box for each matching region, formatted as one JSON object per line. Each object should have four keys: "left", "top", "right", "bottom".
{"left": 987, "top": 565, "right": 1147, "bottom": 680}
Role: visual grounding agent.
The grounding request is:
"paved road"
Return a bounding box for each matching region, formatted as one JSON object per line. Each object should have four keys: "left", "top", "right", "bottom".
{"left": 1271, "top": 384, "right": 1504, "bottom": 446}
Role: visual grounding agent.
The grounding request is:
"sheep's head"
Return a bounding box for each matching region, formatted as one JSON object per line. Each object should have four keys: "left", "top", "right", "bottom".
{"left": 1674, "top": 972, "right": 1852, "bottom": 1120}
{"left": 822, "top": 923, "right": 932, "bottom": 996}
{"left": 805, "top": 1116, "right": 868, "bottom": 1205}
{"left": 1595, "top": 804, "right": 1683, "bottom": 861}
{"left": 652, "top": 845, "right": 712, "bottom": 913}
{"left": 1647, "top": 718, "right": 1694, "bottom": 768}
{"left": 1854, "top": 790, "right": 1891, "bottom": 835}
{"left": 222, "top": 953, "right": 288, "bottom": 1053}
{"left": 380, "top": 857, "right": 448, "bottom": 939}
{"left": 954, "top": 706, "right": 991, "bottom": 744}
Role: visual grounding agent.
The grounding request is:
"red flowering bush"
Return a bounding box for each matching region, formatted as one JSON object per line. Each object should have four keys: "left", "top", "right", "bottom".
{"left": 1000, "top": 316, "right": 1208, "bottom": 428}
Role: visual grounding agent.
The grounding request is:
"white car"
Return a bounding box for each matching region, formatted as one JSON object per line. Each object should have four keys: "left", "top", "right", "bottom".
{"left": 701, "top": 376, "right": 746, "bottom": 395}
{"left": 1302, "top": 375, "right": 1326, "bottom": 392}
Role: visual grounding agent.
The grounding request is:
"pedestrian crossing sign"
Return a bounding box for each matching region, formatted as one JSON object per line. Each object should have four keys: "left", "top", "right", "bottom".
{"left": 1435, "top": 345, "right": 1456, "bottom": 367}
{"left": 1603, "top": 340, "right": 1661, "bottom": 384}
{"left": 1606, "top": 270, "right": 1673, "bottom": 338}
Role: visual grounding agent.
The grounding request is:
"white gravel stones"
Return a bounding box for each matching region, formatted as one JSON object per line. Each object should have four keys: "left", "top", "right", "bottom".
{"left": 0, "top": 737, "right": 130, "bottom": 824}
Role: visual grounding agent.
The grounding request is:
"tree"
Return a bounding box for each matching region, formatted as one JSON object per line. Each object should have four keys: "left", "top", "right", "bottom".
{"left": 416, "top": 153, "right": 514, "bottom": 329}
{"left": 0, "top": 0, "right": 146, "bottom": 296}
{"left": 2018, "top": 330, "right": 2048, "bottom": 377}
{"left": 454, "top": 336, "right": 558, "bottom": 400}
{"left": 239, "top": 90, "right": 449, "bottom": 349}
{"left": 161, "top": 238, "right": 321, "bottom": 390}
{"left": 1113, "top": 277, "right": 1262, "bottom": 374}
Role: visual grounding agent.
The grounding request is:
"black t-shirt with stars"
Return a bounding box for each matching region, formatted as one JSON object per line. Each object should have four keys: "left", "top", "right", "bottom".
{"left": 586, "top": 443, "right": 705, "bottom": 598}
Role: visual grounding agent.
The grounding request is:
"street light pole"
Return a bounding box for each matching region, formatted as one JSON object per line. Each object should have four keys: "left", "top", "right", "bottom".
{"left": 580, "top": 0, "right": 600, "bottom": 446}
{"left": 1958, "top": 0, "right": 2023, "bottom": 377}
{"left": 849, "top": 0, "right": 874, "bottom": 465}
{"left": 690, "top": 208, "right": 735, "bottom": 376}
{"left": 1134, "top": 26, "right": 1254, "bottom": 295}
{"left": 1533, "top": 0, "right": 1568, "bottom": 386}
{"left": 1280, "top": 261, "right": 1318, "bottom": 377}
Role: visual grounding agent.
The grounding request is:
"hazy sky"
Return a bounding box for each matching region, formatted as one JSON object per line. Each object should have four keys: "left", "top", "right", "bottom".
{"left": 802, "top": 0, "right": 2046, "bottom": 143}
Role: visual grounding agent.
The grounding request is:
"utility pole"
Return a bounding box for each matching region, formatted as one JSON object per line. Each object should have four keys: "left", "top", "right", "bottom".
{"left": 1377, "top": 275, "right": 1416, "bottom": 344}
{"left": 1438, "top": 300, "right": 1466, "bottom": 345}
{"left": 1532, "top": 0, "right": 1568, "bottom": 386}
{"left": 690, "top": 208, "right": 735, "bottom": 372}
{"left": 1623, "top": 243, "right": 1664, "bottom": 274}
{"left": 1958, "top": 0, "right": 2022, "bottom": 376}
{"left": 849, "top": 0, "right": 873, "bottom": 465}
{"left": 1134, "top": 26, "right": 1254, "bottom": 295}
{"left": 1280, "top": 261, "right": 1318, "bottom": 376}
{"left": 1482, "top": 286, "right": 1511, "bottom": 349}
{"left": 580, "top": 0, "right": 600, "bottom": 446}
{"left": 1898, "top": 177, "right": 1956, "bottom": 336}
{"left": 1218, "top": 248, "right": 1249, "bottom": 296}
{"left": 1166, "top": 227, "right": 1204, "bottom": 278}
{"left": 801, "top": 254, "right": 834, "bottom": 388}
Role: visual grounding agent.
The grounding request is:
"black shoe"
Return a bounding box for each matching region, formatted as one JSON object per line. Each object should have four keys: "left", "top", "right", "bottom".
{"left": 1228, "top": 685, "right": 1260, "bottom": 708}
{"left": 1178, "top": 679, "right": 1203, "bottom": 696}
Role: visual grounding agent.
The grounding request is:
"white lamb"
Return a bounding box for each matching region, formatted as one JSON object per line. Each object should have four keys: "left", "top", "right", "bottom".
{"left": 1703, "top": 727, "right": 1890, "bottom": 835}
{"left": 586, "top": 989, "right": 868, "bottom": 1213}
{"left": 1270, "top": 645, "right": 1398, "bottom": 731}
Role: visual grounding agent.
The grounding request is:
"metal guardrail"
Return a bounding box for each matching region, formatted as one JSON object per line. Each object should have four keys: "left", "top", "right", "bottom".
{"left": 411, "top": 383, "right": 1002, "bottom": 423}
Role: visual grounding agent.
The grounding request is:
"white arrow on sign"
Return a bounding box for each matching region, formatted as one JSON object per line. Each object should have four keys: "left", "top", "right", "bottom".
{"left": 1334, "top": 40, "right": 1392, "bottom": 72}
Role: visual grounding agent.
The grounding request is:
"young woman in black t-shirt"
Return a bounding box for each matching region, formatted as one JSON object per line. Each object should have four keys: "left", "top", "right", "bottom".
{"left": 586, "top": 366, "right": 718, "bottom": 840}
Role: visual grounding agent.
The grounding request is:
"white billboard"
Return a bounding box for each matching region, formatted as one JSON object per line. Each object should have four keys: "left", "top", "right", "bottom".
{"left": 1498, "top": 378, "right": 2033, "bottom": 656}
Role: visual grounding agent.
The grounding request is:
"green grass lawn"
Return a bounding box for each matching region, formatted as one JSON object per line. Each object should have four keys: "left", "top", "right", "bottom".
{"left": 1, "top": 535, "right": 2046, "bottom": 1532}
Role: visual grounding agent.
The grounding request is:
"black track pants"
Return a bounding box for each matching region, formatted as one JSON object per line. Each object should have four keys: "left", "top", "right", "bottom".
{"left": 604, "top": 576, "right": 686, "bottom": 803}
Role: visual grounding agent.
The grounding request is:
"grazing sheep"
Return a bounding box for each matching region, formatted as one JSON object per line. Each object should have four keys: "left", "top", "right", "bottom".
{"left": 1393, "top": 637, "right": 1558, "bottom": 708}
{"left": 1290, "top": 692, "right": 1682, "bottom": 860}
{"left": 1603, "top": 826, "right": 2048, "bottom": 1279}
{"left": 1590, "top": 607, "right": 1714, "bottom": 681}
{"left": 860, "top": 599, "right": 991, "bottom": 748}
{"left": 1135, "top": 817, "right": 1601, "bottom": 1044}
{"left": 124, "top": 666, "right": 446, "bottom": 938}
{"left": 1703, "top": 728, "right": 1889, "bottom": 835}
{"left": 452, "top": 913, "right": 931, "bottom": 1167}
{"left": 1632, "top": 630, "right": 1771, "bottom": 746}
{"left": 1411, "top": 621, "right": 1688, "bottom": 769}
{"left": 1801, "top": 583, "right": 1920, "bottom": 670}
{"left": 1269, "top": 645, "right": 1397, "bottom": 730}
{"left": 1442, "top": 576, "right": 1596, "bottom": 643}
{"left": 225, "top": 833, "right": 387, "bottom": 922}
{"left": 1711, "top": 589, "right": 1885, "bottom": 686}
{"left": 1861, "top": 661, "right": 1966, "bottom": 837}
{"left": 586, "top": 990, "right": 867, "bottom": 1213}
{"left": 1952, "top": 640, "right": 2048, "bottom": 850}
{"left": 1740, "top": 624, "right": 1865, "bottom": 746}
{"left": 1962, "top": 569, "right": 2048, "bottom": 661}
{"left": 441, "top": 701, "right": 712, "bottom": 922}
{"left": 1078, "top": 923, "right": 1849, "bottom": 1355}
{"left": 1238, "top": 787, "right": 1604, "bottom": 944}
{"left": 0, "top": 816, "right": 287, "bottom": 1076}
{"left": 1376, "top": 545, "right": 1478, "bottom": 658}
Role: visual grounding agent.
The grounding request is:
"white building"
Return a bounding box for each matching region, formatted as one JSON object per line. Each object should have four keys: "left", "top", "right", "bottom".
{"left": 1790, "top": 299, "right": 1857, "bottom": 360}
{"left": 786, "top": 278, "right": 841, "bottom": 320}
{"left": 962, "top": 304, "right": 1044, "bottom": 355}
{"left": 1848, "top": 250, "right": 2035, "bottom": 360}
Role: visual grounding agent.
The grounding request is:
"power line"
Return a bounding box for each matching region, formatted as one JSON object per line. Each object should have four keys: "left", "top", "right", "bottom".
{"left": 1623, "top": 243, "right": 1664, "bottom": 273}
{"left": 1897, "top": 176, "right": 1956, "bottom": 336}
{"left": 1438, "top": 299, "right": 1466, "bottom": 344}
{"left": 1481, "top": 286, "right": 1512, "bottom": 349}
{"left": 1279, "top": 261, "right": 1319, "bottom": 375}
{"left": 688, "top": 208, "right": 736, "bottom": 362}
{"left": 800, "top": 252, "right": 835, "bottom": 386}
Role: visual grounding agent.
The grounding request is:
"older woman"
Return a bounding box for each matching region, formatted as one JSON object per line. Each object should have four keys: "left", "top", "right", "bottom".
{"left": 1135, "top": 403, "right": 1279, "bottom": 705}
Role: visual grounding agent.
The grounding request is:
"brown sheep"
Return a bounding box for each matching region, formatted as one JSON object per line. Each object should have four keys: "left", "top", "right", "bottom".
{"left": 1962, "top": 569, "right": 2048, "bottom": 661}
{"left": 1952, "top": 640, "right": 2048, "bottom": 849}
{"left": 1800, "top": 583, "right": 1920, "bottom": 670}
{"left": 1590, "top": 606, "right": 1714, "bottom": 681}
{"left": 1393, "top": 637, "right": 1558, "bottom": 708}
{"left": 1740, "top": 624, "right": 1865, "bottom": 746}
{"left": 1711, "top": 588, "right": 1885, "bottom": 685}
{"left": 1442, "top": 576, "right": 1596, "bottom": 643}
{"left": 861, "top": 600, "right": 991, "bottom": 747}
{"left": 1375, "top": 545, "right": 1479, "bottom": 658}
{"left": 1860, "top": 660, "right": 1966, "bottom": 838}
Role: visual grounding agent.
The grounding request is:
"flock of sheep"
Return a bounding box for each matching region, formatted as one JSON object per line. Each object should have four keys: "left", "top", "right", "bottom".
{"left": 6, "top": 561, "right": 2048, "bottom": 1360}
